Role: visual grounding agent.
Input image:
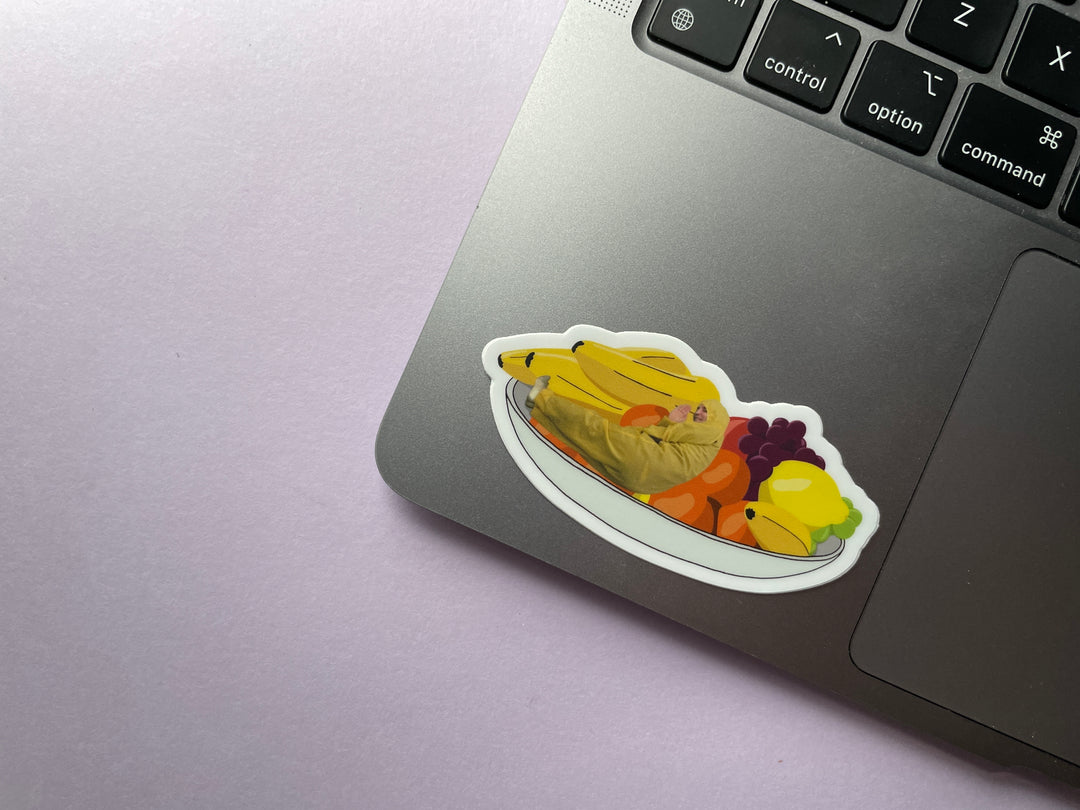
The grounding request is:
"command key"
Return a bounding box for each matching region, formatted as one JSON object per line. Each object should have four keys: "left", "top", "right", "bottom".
{"left": 939, "top": 84, "right": 1076, "bottom": 208}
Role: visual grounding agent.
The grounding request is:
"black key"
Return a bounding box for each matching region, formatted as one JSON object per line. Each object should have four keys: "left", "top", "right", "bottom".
{"left": 745, "top": 0, "right": 860, "bottom": 111}
{"left": 649, "top": 0, "right": 763, "bottom": 71}
{"left": 906, "top": 0, "right": 1017, "bottom": 71}
{"left": 843, "top": 42, "right": 957, "bottom": 154}
{"left": 939, "top": 84, "right": 1076, "bottom": 208}
{"left": 817, "top": 0, "right": 906, "bottom": 29}
{"left": 1060, "top": 168, "right": 1080, "bottom": 225}
{"left": 1003, "top": 5, "right": 1080, "bottom": 115}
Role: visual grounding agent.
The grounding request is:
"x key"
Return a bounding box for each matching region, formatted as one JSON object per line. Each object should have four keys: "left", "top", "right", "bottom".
{"left": 1004, "top": 5, "right": 1080, "bottom": 115}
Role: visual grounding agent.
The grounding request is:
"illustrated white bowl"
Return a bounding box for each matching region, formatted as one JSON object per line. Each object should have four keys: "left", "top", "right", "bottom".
{"left": 502, "top": 378, "right": 846, "bottom": 590}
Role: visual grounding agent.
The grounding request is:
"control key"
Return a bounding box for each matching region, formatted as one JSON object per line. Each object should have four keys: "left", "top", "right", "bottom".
{"left": 745, "top": 0, "right": 860, "bottom": 112}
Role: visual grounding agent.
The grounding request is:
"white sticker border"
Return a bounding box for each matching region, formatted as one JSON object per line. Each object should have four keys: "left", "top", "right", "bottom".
{"left": 482, "top": 325, "right": 880, "bottom": 594}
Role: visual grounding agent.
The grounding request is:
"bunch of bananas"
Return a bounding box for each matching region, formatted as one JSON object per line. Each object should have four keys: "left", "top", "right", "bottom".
{"left": 498, "top": 340, "right": 720, "bottom": 418}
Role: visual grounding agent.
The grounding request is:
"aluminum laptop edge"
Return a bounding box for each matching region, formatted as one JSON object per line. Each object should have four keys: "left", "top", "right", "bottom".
{"left": 377, "top": 0, "right": 1080, "bottom": 787}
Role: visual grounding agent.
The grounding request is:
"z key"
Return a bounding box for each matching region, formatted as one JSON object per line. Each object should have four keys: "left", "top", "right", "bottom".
{"left": 907, "top": 0, "right": 1017, "bottom": 71}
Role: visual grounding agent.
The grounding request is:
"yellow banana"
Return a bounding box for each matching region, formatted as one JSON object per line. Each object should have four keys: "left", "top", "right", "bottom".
{"left": 521, "top": 350, "right": 628, "bottom": 418}
{"left": 524, "top": 347, "right": 576, "bottom": 362}
{"left": 573, "top": 341, "right": 719, "bottom": 410}
{"left": 498, "top": 349, "right": 535, "bottom": 366}
{"left": 498, "top": 349, "right": 535, "bottom": 364}
{"left": 593, "top": 344, "right": 692, "bottom": 376}
{"left": 743, "top": 502, "right": 812, "bottom": 556}
{"left": 502, "top": 344, "right": 691, "bottom": 381}
{"left": 497, "top": 352, "right": 537, "bottom": 386}
{"left": 499, "top": 348, "right": 625, "bottom": 417}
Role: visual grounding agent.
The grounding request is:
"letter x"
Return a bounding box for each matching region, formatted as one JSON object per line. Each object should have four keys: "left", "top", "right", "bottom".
{"left": 1050, "top": 46, "right": 1072, "bottom": 72}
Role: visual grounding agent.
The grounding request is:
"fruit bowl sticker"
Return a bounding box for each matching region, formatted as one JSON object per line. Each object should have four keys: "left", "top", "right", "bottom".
{"left": 481, "top": 326, "right": 880, "bottom": 594}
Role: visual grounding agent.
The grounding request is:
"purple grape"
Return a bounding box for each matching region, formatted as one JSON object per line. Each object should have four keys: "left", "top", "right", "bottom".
{"left": 747, "top": 455, "right": 773, "bottom": 482}
{"left": 791, "top": 444, "right": 827, "bottom": 469}
{"left": 739, "top": 434, "right": 764, "bottom": 456}
{"left": 747, "top": 416, "right": 769, "bottom": 437}
{"left": 781, "top": 438, "right": 799, "bottom": 452}
{"left": 765, "top": 424, "right": 789, "bottom": 444}
{"left": 771, "top": 417, "right": 789, "bottom": 429}
{"left": 787, "top": 420, "right": 806, "bottom": 440}
{"left": 760, "top": 442, "right": 789, "bottom": 465}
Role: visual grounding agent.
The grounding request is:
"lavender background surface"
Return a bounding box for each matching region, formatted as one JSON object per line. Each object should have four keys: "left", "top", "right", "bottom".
{"left": 2, "top": 1, "right": 1078, "bottom": 807}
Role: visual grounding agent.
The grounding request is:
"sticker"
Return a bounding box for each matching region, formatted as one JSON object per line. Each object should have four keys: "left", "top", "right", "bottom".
{"left": 481, "top": 326, "right": 880, "bottom": 594}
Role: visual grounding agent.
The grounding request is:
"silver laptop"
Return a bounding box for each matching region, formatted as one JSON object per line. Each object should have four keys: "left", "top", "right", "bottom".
{"left": 377, "top": 0, "right": 1080, "bottom": 786}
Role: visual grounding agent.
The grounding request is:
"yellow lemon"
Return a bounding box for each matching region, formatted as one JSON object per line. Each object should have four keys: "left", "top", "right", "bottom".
{"left": 759, "top": 460, "right": 849, "bottom": 529}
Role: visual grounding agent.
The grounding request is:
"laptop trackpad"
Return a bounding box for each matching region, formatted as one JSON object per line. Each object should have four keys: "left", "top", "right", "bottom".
{"left": 851, "top": 249, "right": 1080, "bottom": 766}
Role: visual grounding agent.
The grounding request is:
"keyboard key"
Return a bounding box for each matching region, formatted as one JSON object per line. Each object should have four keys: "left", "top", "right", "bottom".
{"left": 1060, "top": 168, "right": 1080, "bottom": 225}
{"left": 745, "top": 0, "right": 860, "bottom": 111}
{"left": 1003, "top": 5, "right": 1080, "bottom": 115}
{"left": 939, "top": 84, "right": 1076, "bottom": 207}
{"left": 817, "top": 0, "right": 907, "bottom": 29}
{"left": 906, "top": 0, "right": 1017, "bottom": 71}
{"left": 843, "top": 42, "right": 957, "bottom": 154}
{"left": 649, "top": 0, "right": 763, "bottom": 71}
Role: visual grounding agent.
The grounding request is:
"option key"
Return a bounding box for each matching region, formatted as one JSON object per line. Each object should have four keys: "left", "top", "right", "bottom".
{"left": 843, "top": 42, "right": 957, "bottom": 154}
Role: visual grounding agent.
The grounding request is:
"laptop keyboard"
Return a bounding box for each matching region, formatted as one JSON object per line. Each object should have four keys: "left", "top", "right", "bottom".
{"left": 643, "top": 0, "right": 1080, "bottom": 230}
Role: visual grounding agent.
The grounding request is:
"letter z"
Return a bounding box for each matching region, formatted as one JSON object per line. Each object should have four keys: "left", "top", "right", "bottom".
{"left": 954, "top": 2, "right": 975, "bottom": 27}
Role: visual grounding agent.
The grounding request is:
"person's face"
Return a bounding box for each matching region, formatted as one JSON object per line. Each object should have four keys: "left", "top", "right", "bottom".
{"left": 693, "top": 404, "right": 708, "bottom": 423}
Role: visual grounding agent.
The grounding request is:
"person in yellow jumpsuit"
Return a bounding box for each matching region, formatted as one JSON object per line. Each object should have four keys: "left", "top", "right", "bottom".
{"left": 526, "top": 376, "right": 729, "bottom": 494}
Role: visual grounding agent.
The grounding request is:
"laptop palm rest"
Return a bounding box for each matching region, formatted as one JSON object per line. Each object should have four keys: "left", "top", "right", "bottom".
{"left": 851, "top": 249, "right": 1080, "bottom": 766}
